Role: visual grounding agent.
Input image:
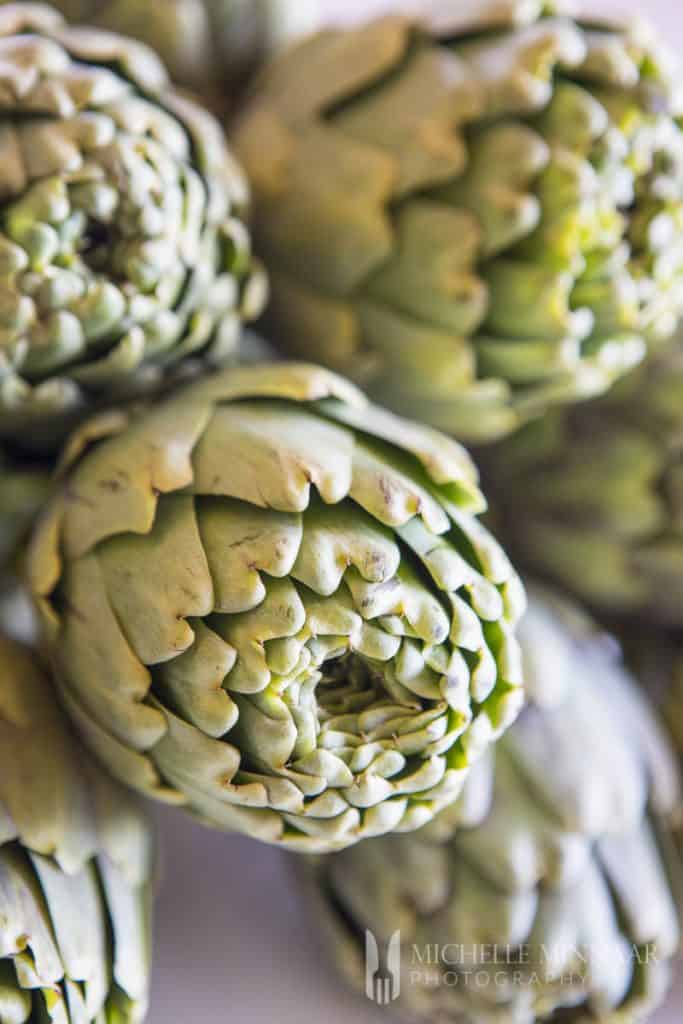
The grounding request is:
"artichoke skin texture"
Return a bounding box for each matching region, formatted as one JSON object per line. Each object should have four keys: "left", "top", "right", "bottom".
{"left": 482, "top": 335, "right": 683, "bottom": 626}
{"left": 0, "top": 2, "right": 265, "bottom": 456}
{"left": 300, "top": 588, "right": 683, "bottom": 1024}
{"left": 0, "top": 632, "right": 154, "bottom": 1024}
{"left": 27, "top": 361, "right": 526, "bottom": 853}
{"left": 234, "top": 3, "right": 683, "bottom": 443}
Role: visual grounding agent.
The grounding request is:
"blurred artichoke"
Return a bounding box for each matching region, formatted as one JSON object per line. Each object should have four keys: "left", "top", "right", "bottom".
{"left": 27, "top": 362, "right": 525, "bottom": 853}
{"left": 0, "top": 632, "right": 153, "bottom": 1023}
{"left": 0, "top": 2, "right": 265, "bottom": 457}
{"left": 300, "top": 589, "right": 683, "bottom": 1023}
{"left": 482, "top": 337, "right": 683, "bottom": 625}
{"left": 234, "top": 3, "right": 683, "bottom": 443}
{"left": 49, "top": 0, "right": 321, "bottom": 100}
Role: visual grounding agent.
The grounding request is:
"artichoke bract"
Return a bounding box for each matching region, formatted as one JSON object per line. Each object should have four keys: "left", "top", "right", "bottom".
{"left": 49, "top": 0, "right": 321, "bottom": 100}
{"left": 234, "top": 3, "right": 683, "bottom": 443}
{"left": 300, "top": 590, "right": 683, "bottom": 1023}
{"left": 0, "top": 633, "right": 153, "bottom": 1023}
{"left": 27, "top": 362, "right": 525, "bottom": 853}
{"left": 483, "top": 337, "right": 683, "bottom": 625}
{"left": 0, "top": 2, "right": 265, "bottom": 456}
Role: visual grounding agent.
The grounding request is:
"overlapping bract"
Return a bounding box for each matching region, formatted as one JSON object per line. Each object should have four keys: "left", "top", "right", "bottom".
{"left": 0, "top": 632, "right": 153, "bottom": 1023}
{"left": 301, "top": 590, "right": 683, "bottom": 1023}
{"left": 234, "top": 2, "right": 683, "bottom": 442}
{"left": 483, "top": 337, "right": 683, "bottom": 625}
{"left": 27, "top": 362, "right": 525, "bottom": 853}
{"left": 49, "top": 0, "right": 320, "bottom": 100}
{"left": 0, "top": 2, "right": 265, "bottom": 456}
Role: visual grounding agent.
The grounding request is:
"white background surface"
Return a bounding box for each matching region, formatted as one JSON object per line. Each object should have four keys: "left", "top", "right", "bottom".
{"left": 150, "top": 2, "right": 683, "bottom": 1022}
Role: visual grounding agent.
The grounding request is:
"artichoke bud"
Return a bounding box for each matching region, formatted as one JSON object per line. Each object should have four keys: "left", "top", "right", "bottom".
{"left": 0, "top": 632, "right": 154, "bottom": 1024}
{"left": 27, "top": 363, "right": 525, "bottom": 853}
{"left": 299, "top": 588, "right": 683, "bottom": 1024}
{"left": 481, "top": 334, "right": 683, "bottom": 625}
{"left": 234, "top": 6, "right": 683, "bottom": 442}
{"left": 0, "top": 2, "right": 265, "bottom": 456}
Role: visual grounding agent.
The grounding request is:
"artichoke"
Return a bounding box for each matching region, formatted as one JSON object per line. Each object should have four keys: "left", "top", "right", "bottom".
{"left": 27, "top": 362, "right": 525, "bottom": 853}
{"left": 0, "top": 632, "right": 153, "bottom": 1023}
{"left": 482, "top": 337, "right": 683, "bottom": 625}
{"left": 234, "top": 3, "right": 683, "bottom": 443}
{"left": 49, "top": 0, "right": 321, "bottom": 99}
{"left": 300, "top": 589, "right": 683, "bottom": 1023}
{"left": 0, "top": 2, "right": 265, "bottom": 457}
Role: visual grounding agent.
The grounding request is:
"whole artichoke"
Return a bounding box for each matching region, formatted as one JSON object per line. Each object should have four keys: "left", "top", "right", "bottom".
{"left": 49, "top": 0, "right": 321, "bottom": 99}
{"left": 0, "top": 632, "right": 153, "bottom": 1023}
{"left": 27, "top": 362, "right": 525, "bottom": 852}
{"left": 300, "top": 590, "right": 683, "bottom": 1023}
{"left": 234, "top": 3, "right": 683, "bottom": 443}
{"left": 483, "top": 337, "right": 683, "bottom": 625}
{"left": 0, "top": 2, "right": 265, "bottom": 457}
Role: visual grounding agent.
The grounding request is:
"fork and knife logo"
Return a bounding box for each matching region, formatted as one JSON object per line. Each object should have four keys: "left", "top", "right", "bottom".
{"left": 365, "top": 929, "right": 401, "bottom": 1005}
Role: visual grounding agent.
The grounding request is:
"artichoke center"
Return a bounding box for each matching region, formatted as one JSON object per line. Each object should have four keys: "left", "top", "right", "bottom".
{"left": 315, "top": 655, "right": 403, "bottom": 728}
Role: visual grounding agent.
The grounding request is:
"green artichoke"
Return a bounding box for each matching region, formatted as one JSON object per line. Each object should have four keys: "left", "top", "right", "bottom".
{"left": 482, "top": 337, "right": 683, "bottom": 625}
{"left": 27, "top": 362, "right": 525, "bottom": 853}
{"left": 300, "top": 589, "right": 683, "bottom": 1023}
{"left": 49, "top": 0, "right": 321, "bottom": 99}
{"left": 234, "top": 3, "right": 683, "bottom": 443}
{"left": 0, "top": 632, "right": 153, "bottom": 1023}
{"left": 0, "top": 2, "right": 265, "bottom": 457}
